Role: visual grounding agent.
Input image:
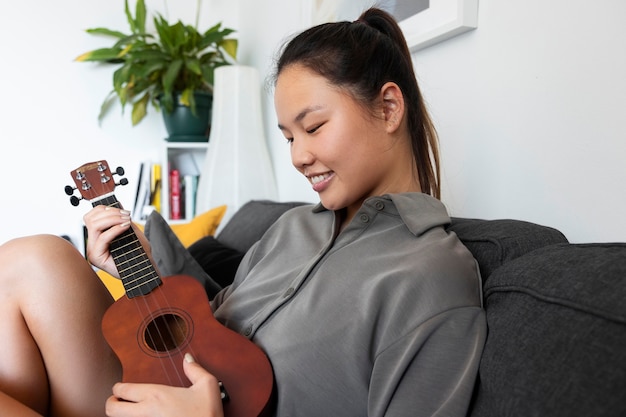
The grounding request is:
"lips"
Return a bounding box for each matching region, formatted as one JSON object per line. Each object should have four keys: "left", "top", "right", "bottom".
{"left": 308, "top": 172, "right": 334, "bottom": 192}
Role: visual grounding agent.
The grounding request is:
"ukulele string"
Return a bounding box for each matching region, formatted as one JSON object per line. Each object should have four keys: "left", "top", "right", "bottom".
{"left": 129, "top": 240, "right": 188, "bottom": 387}
{"left": 123, "top": 218, "right": 201, "bottom": 385}
{"left": 92, "top": 169, "right": 194, "bottom": 388}
{"left": 134, "top": 293, "right": 186, "bottom": 386}
{"left": 102, "top": 196, "right": 185, "bottom": 387}
{"left": 147, "top": 274, "right": 202, "bottom": 375}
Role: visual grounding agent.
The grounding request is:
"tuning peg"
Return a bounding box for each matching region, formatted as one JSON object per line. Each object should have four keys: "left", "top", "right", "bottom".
{"left": 112, "top": 166, "right": 128, "bottom": 188}
{"left": 65, "top": 184, "right": 83, "bottom": 206}
{"left": 64, "top": 185, "right": 75, "bottom": 196}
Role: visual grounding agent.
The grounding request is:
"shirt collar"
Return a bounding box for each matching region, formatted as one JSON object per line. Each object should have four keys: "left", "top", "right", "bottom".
{"left": 386, "top": 193, "right": 451, "bottom": 236}
{"left": 311, "top": 193, "right": 451, "bottom": 236}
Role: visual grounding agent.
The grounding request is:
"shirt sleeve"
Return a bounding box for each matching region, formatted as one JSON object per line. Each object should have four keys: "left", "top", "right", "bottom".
{"left": 369, "top": 306, "right": 486, "bottom": 417}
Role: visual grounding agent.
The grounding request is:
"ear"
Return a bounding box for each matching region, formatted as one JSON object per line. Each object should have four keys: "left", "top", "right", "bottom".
{"left": 380, "top": 82, "right": 405, "bottom": 133}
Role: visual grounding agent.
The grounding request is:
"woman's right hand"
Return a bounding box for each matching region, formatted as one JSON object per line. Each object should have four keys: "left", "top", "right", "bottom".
{"left": 83, "top": 205, "right": 133, "bottom": 277}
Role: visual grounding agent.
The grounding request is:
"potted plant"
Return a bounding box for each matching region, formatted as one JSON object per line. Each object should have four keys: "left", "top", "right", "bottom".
{"left": 75, "top": 0, "right": 238, "bottom": 139}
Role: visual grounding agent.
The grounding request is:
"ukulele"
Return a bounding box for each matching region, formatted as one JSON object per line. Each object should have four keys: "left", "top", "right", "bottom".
{"left": 66, "top": 160, "right": 274, "bottom": 417}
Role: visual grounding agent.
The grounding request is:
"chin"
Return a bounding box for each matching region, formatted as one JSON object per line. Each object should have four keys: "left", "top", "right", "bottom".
{"left": 319, "top": 197, "right": 349, "bottom": 212}
{"left": 319, "top": 199, "right": 339, "bottom": 211}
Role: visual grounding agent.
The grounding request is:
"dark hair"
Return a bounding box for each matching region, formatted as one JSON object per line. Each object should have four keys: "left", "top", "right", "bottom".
{"left": 274, "top": 7, "right": 441, "bottom": 199}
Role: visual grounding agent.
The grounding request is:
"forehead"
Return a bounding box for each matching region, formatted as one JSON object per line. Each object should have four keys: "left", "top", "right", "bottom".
{"left": 275, "top": 65, "right": 328, "bottom": 100}
{"left": 274, "top": 65, "right": 352, "bottom": 120}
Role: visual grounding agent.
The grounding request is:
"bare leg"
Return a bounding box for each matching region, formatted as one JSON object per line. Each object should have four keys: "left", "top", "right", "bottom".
{"left": 0, "top": 234, "right": 121, "bottom": 417}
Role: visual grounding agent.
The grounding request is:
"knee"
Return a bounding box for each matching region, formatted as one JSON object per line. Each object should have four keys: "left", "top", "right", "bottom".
{"left": 1, "top": 233, "right": 77, "bottom": 257}
{"left": 0, "top": 234, "right": 83, "bottom": 279}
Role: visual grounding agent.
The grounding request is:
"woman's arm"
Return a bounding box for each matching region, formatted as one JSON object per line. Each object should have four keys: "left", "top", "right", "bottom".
{"left": 83, "top": 206, "right": 156, "bottom": 278}
{"left": 370, "top": 307, "right": 486, "bottom": 417}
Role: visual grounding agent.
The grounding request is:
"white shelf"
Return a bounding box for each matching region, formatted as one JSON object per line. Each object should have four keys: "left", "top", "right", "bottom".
{"left": 161, "top": 141, "right": 208, "bottom": 221}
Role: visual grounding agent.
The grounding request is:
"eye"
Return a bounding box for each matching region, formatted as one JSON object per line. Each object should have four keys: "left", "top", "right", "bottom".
{"left": 285, "top": 137, "right": 294, "bottom": 144}
{"left": 306, "top": 124, "right": 322, "bottom": 134}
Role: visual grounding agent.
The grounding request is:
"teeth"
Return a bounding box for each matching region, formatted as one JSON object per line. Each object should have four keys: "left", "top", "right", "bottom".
{"left": 311, "top": 174, "right": 328, "bottom": 185}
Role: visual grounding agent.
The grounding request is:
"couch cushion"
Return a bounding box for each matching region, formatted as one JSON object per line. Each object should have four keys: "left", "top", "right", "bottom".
{"left": 217, "top": 200, "right": 309, "bottom": 253}
{"left": 188, "top": 236, "right": 245, "bottom": 290}
{"left": 448, "top": 217, "right": 568, "bottom": 281}
{"left": 144, "top": 210, "right": 222, "bottom": 297}
{"left": 470, "top": 243, "right": 626, "bottom": 417}
{"left": 168, "top": 205, "right": 226, "bottom": 247}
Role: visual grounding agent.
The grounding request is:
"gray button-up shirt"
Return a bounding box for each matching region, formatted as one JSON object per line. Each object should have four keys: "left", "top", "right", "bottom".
{"left": 213, "top": 193, "right": 486, "bottom": 417}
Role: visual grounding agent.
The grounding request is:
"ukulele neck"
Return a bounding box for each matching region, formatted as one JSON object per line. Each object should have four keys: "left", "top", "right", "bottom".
{"left": 92, "top": 195, "right": 161, "bottom": 298}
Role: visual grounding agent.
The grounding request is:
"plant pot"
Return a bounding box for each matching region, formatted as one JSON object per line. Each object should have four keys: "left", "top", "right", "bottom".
{"left": 162, "top": 92, "right": 212, "bottom": 142}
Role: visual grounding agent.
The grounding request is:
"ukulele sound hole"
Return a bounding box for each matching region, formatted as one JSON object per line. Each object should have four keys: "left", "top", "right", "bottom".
{"left": 144, "top": 313, "right": 188, "bottom": 352}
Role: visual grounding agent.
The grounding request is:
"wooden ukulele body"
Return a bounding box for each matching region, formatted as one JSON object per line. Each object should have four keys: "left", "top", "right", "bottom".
{"left": 69, "top": 161, "right": 274, "bottom": 417}
{"left": 102, "top": 274, "right": 274, "bottom": 417}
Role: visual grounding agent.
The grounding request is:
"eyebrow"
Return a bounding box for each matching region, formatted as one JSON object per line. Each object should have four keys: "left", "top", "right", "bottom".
{"left": 277, "top": 105, "right": 324, "bottom": 130}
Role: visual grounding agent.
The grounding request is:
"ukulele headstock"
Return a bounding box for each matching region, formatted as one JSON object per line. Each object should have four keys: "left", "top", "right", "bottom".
{"left": 65, "top": 160, "right": 128, "bottom": 206}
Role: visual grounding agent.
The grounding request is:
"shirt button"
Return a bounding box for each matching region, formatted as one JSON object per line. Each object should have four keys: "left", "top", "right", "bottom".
{"left": 359, "top": 213, "right": 370, "bottom": 223}
{"left": 284, "top": 287, "right": 295, "bottom": 298}
{"left": 243, "top": 325, "right": 253, "bottom": 336}
{"left": 375, "top": 201, "right": 385, "bottom": 210}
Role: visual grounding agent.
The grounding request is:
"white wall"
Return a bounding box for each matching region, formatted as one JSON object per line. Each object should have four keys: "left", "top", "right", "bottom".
{"left": 0, "top": 0, "right": 238, "bottom": 248}
{"left": 244, "top": 0, "right": 626, "bottom": 243}
{"left": 413, "top": 0, "right": 626, "bottom": 243}
{"left": 0, "top": 0, "right": 624, "bottom": 247}
{"left": 236, "top": 0, "right": 318, "bottom": 205}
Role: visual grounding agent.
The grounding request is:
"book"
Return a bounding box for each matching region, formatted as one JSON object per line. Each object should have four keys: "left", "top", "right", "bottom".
{"left": 150, "top": 163, "right": 162, "bottom": 213}
{"left": 183, "top": 174, "right": 199, "bottom": 221}
{"left": 133, "top": 161, "right": 152, "bottom": 221}
{"left": 169, "top": 169, "right": 182, "bottom": 220}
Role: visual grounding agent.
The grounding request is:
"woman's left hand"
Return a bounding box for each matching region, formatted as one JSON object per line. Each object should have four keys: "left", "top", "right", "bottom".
{"left": 105, "top": 354, "right": 224, "bottom": 417}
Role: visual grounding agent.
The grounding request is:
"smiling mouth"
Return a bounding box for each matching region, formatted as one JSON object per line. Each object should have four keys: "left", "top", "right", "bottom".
{"left": 310, "top": 173, "right": 332, "bottom": 185}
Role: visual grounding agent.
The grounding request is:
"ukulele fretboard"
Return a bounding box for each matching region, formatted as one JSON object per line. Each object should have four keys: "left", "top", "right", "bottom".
{"left": 94, "top": 195, "right": 162, "bottom": 298}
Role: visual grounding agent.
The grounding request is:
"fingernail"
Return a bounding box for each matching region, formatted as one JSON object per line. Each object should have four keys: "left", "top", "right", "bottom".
{"left": 120, "top": 210, "right": 131, "bottom": 215}
{"left": 120, "top": 221, "right": 131, "bottom": 228}
{"left": 184, "top": 353, "right": 195, "bottom": 363}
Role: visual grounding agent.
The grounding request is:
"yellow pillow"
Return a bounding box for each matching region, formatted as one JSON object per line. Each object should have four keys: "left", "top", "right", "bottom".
{"left": 97, "top": 205, "right": 227, "bottom": 300}
{"left": 169, "top": 205, "right": 227, "bottom": 247}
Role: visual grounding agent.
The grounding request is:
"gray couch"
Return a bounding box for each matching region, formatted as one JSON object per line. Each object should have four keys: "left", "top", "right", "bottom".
{"left": 148, "top": 200, "right": 626, "bottom": 416}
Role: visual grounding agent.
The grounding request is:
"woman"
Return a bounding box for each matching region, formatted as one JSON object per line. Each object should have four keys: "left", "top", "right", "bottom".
{"left": 0, "top": 7, "right": 485, "bottom": 417}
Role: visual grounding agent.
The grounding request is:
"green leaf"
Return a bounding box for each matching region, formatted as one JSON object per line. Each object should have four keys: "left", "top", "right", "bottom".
{"left": 162, "top": 59, "right": 183, "bottom": 94}
{"left": 200, "top": 65, "right": 214, "bottom": 88}
{"left": 113, "top": 65, "right": 132, "bottom": 101}
{"left": 159, "top": 92, "right": 174, "bottom": 113}
{"left": 135, "top": 0, "right": 146, "bottom": 34}
{"left": 85, "top": 27, "right": 128, "bottom": 39}
{"left": 154, "top": 15, "right": 174, "bottom": 53}
{"left": 97, "top": 91, "right": 119, "bottom": 125}
{"left": 113, "top": 33, "right": 153, "bottom": 50}
{"left": 180, "top": 88, "right": 193, "bottom": 107}
{"left": 124, "top": 0, "right": 135, "bottom": 33}
{"left": 126, "top": 49, "right": 168, "bottom": 64}
{"left": 182, "top": 88, "right": 198, "bottom": 115}
{"left": 219, "top": 39, "right": 238, "bottom": 60}
{"left": 135, "top": 61, "right": 167, "bottom": 81}
{"left": 185, "top": 58, "right": 202, "bottom": 76}
{"left": 75, "top": 47, "right": 124, "bottom": 62}
{"left": 131, "top": 92, "right": 150, "bottom": 125}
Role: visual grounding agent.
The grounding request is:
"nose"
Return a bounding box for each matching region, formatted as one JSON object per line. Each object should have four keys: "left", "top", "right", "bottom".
{"left": 290, "top": 137, "right": 315, "bottom": 170}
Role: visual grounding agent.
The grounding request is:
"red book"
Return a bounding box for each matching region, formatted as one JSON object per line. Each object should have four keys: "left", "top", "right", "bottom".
{"left": 170, "top": 169, "right": 182, "bottom": 220}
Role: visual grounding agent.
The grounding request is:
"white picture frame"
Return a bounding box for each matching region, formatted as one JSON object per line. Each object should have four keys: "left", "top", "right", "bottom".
{"left": 399, "top": 0, "right": 479, "bottom": 52}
